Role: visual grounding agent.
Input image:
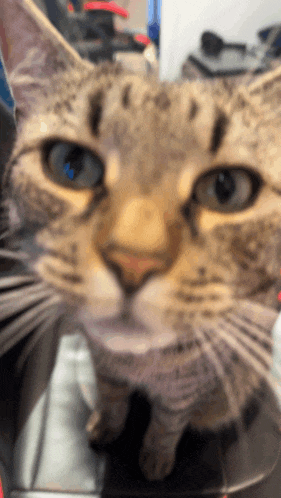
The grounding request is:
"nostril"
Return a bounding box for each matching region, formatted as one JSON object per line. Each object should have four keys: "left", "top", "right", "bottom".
{"left": 102, "top": 249, "right": 167, "bottom": 293}
{"left": 108, "top": 259, "right": 141, "bottom": 295}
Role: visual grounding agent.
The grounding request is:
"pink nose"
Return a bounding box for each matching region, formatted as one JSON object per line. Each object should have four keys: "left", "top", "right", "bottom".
{"left": 106, "top": 250, "right": 166, "bottom": 290}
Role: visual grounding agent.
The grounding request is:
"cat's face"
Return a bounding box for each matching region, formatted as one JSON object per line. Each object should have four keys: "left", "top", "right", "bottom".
{"left": 1, "top": 0, "right": 281, "bottom": 410}
{"left": 4, "top": 60, "right": 281, "bottom": 358}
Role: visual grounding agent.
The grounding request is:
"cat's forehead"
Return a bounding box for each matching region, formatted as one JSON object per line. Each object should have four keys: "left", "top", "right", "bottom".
{"left": 43, "top": 64, "right": 226, "bottom": 131}
{"left": 16, "top": 63, "right": 259, "bottom": 183}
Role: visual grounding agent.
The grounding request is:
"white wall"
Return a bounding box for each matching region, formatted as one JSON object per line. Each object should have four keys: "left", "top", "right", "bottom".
{"left": 160, "top": 0, "right": 281, "bottom": 81}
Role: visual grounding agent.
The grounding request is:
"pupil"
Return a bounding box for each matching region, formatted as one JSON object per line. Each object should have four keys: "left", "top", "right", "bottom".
{"left": 215, "top": 171, "right": 235, "bottom": 204}
{"left": 63, "top": 147, "right": 83, "bottom": 181}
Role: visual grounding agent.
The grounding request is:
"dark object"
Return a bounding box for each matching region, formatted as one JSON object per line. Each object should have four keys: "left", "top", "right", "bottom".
{"left": 147, "top": 0, "right": 160, "bottom": 48}
{"left": 186, "top": 30, "right": 267, "bottom": 78}
{"left": 201, "top": 31, "right": 246, "bottom": 57}
{"left": 0, "top": 57, "right": 13, "bottom": 110}
{"left": 0, "top": 98, "right": 16, "bottom": 184}
{"left": 45, "top": 0, "right": 148, "bottom": 63}
{"left": 258, "top": 24, "right": 281, "bottom": 58}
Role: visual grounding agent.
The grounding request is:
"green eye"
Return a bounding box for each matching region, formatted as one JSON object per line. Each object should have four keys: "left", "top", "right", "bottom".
{"left": 46, "top": 142, "right": 104, "bottom": 189}
{"left": 193, "top": 168, "right": 261, "bottom": 213}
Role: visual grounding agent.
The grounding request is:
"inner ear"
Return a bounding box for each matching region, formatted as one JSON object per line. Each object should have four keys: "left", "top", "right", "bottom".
{"left": 0, "top": 0, "right": 86, "bottom": 115}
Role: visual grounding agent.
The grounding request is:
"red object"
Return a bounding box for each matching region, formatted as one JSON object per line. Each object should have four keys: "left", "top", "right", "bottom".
{"left": 68, "top": 1, "right": 129, "bottom": 18}
{"left": 134, "top": 34, "right": 151, "bottom": 46}
{"left": 0, "top": 476, "right": 4, "bottom": 498}
{"left": 278, "top": 291, "right": 281, "bottom": 301}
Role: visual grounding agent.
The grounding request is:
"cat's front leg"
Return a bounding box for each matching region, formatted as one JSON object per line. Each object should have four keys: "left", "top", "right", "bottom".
{"left": 139, "top": 400, "right": 188, "bottom": 481}
{"left": 87, "top": 373, "right": 131, "bottom": 445}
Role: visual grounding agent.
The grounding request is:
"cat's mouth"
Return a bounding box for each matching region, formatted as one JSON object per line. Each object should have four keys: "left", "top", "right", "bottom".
{"left": 79, "top": 307, "right": 177, "bottom": 354}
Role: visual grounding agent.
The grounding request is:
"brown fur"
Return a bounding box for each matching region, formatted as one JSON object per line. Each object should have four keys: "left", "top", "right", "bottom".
{"left": 1, "top": 0, "right": 281, "bottom": 481}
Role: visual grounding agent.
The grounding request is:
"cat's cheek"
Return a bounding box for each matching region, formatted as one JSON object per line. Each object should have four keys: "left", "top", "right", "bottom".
{"left": 5, "top": 199, "right": 22, "bottom": 232}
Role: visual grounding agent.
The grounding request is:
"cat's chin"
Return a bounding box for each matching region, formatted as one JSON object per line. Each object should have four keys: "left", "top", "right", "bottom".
{"left": 78, "top": 311, "right": 177, "bottom": 354}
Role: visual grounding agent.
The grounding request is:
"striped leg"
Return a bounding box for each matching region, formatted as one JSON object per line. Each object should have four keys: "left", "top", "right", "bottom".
{"left": 87, "top": 374, "right": 131, "bottom": 445}
{"left": 139, "top": 400, "right": 189, "bottom": 481}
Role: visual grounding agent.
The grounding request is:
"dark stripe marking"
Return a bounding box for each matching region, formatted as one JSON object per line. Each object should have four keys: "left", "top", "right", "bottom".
{"left": 45, "top": 264, "right": 83, "bottom": 284}
{"left": 180, "top": 276, "right": 224, "bottom": 287}
{"left": 47, "top": 249, "right": 77, "bottom": 266}
{"left": 89, "top": 90, "right": 104, "bottom": 137}
{"left": 154, "top": 91, "right": 171, "bottom": 110}
{"left": 188, "top": 99, "right": 199, "bottom": 121}
{"left": 122, "top": 84, "right": 132, "bottom": 109}
{"left": 210, "top": 111, "right": 229, "bottom": 153}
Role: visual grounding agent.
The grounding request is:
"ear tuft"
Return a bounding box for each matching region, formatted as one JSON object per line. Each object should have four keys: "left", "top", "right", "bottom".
{"left": 0, "top": 0, "right": 87, "bottom": 115}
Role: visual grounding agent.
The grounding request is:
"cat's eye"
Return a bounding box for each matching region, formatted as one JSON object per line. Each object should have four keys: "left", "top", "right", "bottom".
{"left": 193, "top": 168, "right": 261, "bottom": 213}
{"left": 45, "top": 142, "right": 104, "bottom": 189}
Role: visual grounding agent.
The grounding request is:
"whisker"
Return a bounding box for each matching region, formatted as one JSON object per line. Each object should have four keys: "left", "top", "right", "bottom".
{"left": 235, "top": 311, "right": 274, "bottom": 333}
{"left": 0, "top": 295, "right": 61, "bottom": 356}
{"left": 0, "top": 275, "right": 38, "bottom": 289}
{"left": 0, "top": 282, "right": 49, "bottom": 304}
{"left": 222, "top": 316, "right": 273, "bottom": 365}
{"left": 215, "top": 324, "right": 280, "bottom": 395}
{"left": 202, "top": 328, "right": 254, "bottom": 476}
{"left": 220, "top": 317, "right": 276, "bottom": 371}
{"left": 0, "top": 230, "right": 13, "bottom": 241}
{"left": 0, "top": 287, "right": 56, "bottom": 322}
{"left": 16, "top": 312, "right": 60, "bottom": 372}
{"left": 217, "top": 322, "right": 281, "bottom": 428}
{"left": 177, "top": 333, "right": 223, "bottom": 365}
{"left": 227, "top": 311, "right": 273, "bottom": 347}
{"left": 0, "top": 249, "right": 29, "bottom": 261}
{"left": 197, "top": 326, "right": 241, "bottom": 421}
{"left": 236, "top": 300, "right": 278, "bottom": 332}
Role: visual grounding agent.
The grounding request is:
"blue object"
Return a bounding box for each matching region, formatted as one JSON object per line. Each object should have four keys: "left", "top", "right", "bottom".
{"left": 147, "top": 0, "right": 161, "bottom": 47}
{"left": 64, "top": 162, "right": 75, "bottom": 180}
{"left": 0, "top": 57, "right": 14, "bottom": 110}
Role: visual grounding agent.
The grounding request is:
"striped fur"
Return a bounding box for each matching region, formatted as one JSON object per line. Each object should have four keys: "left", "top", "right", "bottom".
{"left": 1, "top": 0, "right": 281, "bottom": 480}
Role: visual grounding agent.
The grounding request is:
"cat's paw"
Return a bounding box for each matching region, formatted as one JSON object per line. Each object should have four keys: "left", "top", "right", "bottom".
{"left": 86, "top": 410, "right": 121, "bottom": 445}
{"left": 139, "top": 446, "right": 175, "bottom": 481}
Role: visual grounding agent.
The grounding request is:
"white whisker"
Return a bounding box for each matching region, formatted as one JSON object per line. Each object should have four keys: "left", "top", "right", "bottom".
{"left": 220, "top": 317, "right": 279, "bottom": 373}
{"left": 197, "top": 326, "right": 241, "bottom": 421}
{"left": 215, "top": 325, "right": 280, "bottom": 395}
{"left": 227, "top": 311, "right": 273, "bottom": 347}
{"left": 0, "top": 230, "right": 12, "bottom": 241}
{"left": 0, "top": 249, "right": 29, "bottom": 261}
{"left": 0, "top": 282, "right": 49, "bottom": 304}
{"left": 0, "top": 287, "right": 56, "bottom": 321}
{"left": 202, "top": 328, "right": 254, "bottom": 474}
{"left": 222, "top": 316, "right": 273, "bottom": 365}
{"left": 16, "top": 313, "right": 60, "bottom": 372}
{"left": 0, "top": 275, "right": 38, "bottom": 289}
{"left": 0, "top": 295, "right": 61, "bottom": 356}
{"left": 236, "top": 300, "right": 278, "bottom": 332}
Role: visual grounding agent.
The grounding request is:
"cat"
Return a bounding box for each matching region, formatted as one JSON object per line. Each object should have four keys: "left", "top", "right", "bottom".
{"left": 1, "top": 0, "right": 281, "bottom": 482}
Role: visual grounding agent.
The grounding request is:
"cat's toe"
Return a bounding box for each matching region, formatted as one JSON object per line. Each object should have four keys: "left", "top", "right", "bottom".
{"left": 139, "top": 447, "right": 175, "bottom": 481}
{"left": 86, "top": 410, "right": 121, "bottom": 445}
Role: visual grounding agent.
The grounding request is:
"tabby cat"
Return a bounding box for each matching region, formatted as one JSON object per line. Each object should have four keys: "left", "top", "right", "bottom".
{"left": 1, "top": 0, "right": 281, "bottom": 481}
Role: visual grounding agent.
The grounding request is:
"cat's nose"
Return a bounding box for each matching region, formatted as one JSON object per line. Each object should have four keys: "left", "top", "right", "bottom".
{"left": 104, "top": 249, "right": 166, "bottom": 293}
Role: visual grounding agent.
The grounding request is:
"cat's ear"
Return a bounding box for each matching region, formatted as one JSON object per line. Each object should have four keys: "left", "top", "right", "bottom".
{"left": 0, "top": 0, "right": 85, "bottom": 117}
{"left": 248, "top": 64, "right": 281, "bottom": 99}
